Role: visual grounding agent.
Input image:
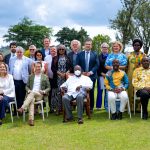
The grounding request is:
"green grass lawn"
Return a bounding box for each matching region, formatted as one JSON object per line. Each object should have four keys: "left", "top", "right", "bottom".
{"left": 1, "top": 109, "right": 150, "bottom": 150}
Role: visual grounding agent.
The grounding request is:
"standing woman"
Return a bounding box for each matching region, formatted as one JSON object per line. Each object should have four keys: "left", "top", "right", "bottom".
{"left": 105, "top": 41, "right": 127, "bottom": 71}
{"left": 0, "top": 53, "right": 9, "bottom": 71}
{"left": 51, "top": 44, "right": 73, "bottom": 115}
{"left": 96, "top": 43, "right": 109, "bottom": 111}
{"left": 0, "top": 62, "right": 15, "bottom": 125}
{"left": 127, "top": 39, "right": 146, "bottom": 111}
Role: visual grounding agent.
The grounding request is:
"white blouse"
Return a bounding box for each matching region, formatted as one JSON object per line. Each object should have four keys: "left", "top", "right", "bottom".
{"left": 0, "top": 74, "right": 15, "bottom": 98}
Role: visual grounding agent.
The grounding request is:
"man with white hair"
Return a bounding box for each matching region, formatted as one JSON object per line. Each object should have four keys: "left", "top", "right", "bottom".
{"left": 9, "top": 46, "right": 30, "bottom": 113}
{"left": 68, "top": 40, "right": 81, "bottom": 69}
{"left": 28, "top": 45, "right": 37, "bottom": 61}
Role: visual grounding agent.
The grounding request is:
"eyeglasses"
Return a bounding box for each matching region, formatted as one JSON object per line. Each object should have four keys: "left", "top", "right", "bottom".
{"left": 102, "top": 47, "right": 108, "bottom": 48}
{"left": 30, "top": 49, "right": 35, "bottom": 51}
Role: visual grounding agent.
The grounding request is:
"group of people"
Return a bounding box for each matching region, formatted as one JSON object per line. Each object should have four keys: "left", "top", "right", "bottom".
{"left": 0, "top": 37, "right": 149, "bottom": 126}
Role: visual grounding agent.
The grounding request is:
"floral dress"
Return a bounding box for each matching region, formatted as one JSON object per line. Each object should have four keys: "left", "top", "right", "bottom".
{"left": 127, "top": 51, "right": 146, "bottom": 111}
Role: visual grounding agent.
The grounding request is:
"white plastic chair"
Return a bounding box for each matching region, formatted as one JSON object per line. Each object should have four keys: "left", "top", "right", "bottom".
{"left": 108, "top": 98, "right": 131, "bottom": 119}
{"left": 9, "top": 97, "right": 19, "bottom": 123}
{"left": 23, "top": 99, "right": 49, "bottom": 122}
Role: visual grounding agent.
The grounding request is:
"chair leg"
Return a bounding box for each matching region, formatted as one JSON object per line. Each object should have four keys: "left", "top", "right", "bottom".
{"left": 127, "top": 100, "right": 131, "bottom": 119}
{"left": 23, "top": 111, "right": 26, "bottom": 122}
{"left": 134, "top": 98, "right": 136, "bottom": 115}
{"left": 10, "top": 104, "right": 13, "bottom": 123}
{"left": 108, "top": 101, "right": 111, "bottom": 119}
{"left": 86, "top": 103, "right": 91, "bottom": 119}
{"left": 40, "top": 102, "right": 45, "bottom": 121}
{"left": 46, "top": 101, "right": 49, "bottom": 117}
{"left": 141, "top": 105, "right": 142, "bottom": 119}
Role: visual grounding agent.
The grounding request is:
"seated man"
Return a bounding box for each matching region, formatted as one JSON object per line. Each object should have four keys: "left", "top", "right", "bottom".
{"left": 104, "top": 59, "right": 129, "bottom": 120}
{"left": 61, "top": 65, "right": 93, "bottom": 124}
{"left": 132, "top": 57, "right": 150, "bottom": 120}
{"left": 17, "top": 62, "right": 50, "bottom": 126}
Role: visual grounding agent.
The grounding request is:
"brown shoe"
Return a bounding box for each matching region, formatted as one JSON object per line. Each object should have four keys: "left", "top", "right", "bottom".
{"left": 17, "top": 108, "right": 24, "bottom": 114}
{"left": 28, "top": 120, "right": 34, "bottom": 126}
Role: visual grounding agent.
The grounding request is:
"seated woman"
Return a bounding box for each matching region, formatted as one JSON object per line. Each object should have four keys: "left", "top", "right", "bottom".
{"left": 0, "top": 62, "right": 15, "bottom": 125}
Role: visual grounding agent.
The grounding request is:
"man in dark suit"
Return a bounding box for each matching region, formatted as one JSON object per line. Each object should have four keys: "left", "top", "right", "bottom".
{"left": 4, "top": 42, "right": 17, "bottom": 66}
{"left": 67, "top": 40, "right": 81, "bottom": 69}
{"left": 41, "top": 37, "right": 51, "bottom": 58}
{"left": 76, "top": 38, "right": 99, "bottom": 112}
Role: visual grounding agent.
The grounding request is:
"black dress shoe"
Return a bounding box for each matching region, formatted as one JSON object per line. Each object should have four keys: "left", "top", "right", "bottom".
{"left": 63, "top": 117, "right": 74, "bottom": 123}
{"left": 111, "top": 113, "right": 117, "bottom": 120}
{"left": 142, "top": 114, "right": 148, "bottom": 120}
{"left": 0, "top": 119, "right": 2, "bottom": 125}
{"left": 78, "top": 118, "right": 84, "bottom": 124}
{"left": 117, "top": 111, "right": 122, "bottom": 120}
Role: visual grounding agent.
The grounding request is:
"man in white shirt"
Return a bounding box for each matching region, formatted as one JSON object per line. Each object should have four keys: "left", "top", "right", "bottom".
{"left": 17, "top": 62, "right": 50, "bottom": 126}
{"left": 61, "top": 65, "right": 93, "bottom": 124}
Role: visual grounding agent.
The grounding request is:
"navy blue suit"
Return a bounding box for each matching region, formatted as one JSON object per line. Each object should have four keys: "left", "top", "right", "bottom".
{"left": 41, "top": 48, "right": 50, "bottom": 58}
{"left": 4, "top": 53, "right": 11, "bottom": 66}
{"left": 76, "top": 50, "right": 99, "bottom": 110}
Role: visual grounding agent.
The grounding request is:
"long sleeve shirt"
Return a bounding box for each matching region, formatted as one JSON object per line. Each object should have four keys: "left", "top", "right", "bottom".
{"left": 132, "top": 67, "right": 150, "bottom": 90}
{"left": 60, "top": 75, "right": 93, "bottom": 98}
{"left": 104, "top": 70, "right": 129, "bottom": 90}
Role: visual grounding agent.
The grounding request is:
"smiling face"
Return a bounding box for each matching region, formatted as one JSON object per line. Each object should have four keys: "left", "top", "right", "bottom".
{"left": 112, "top": 43, "right": 121, "bottom": 53}
{"left": 58, "top": 45, "right": 66, "bottom": 56}
{"left": 44, "top": 38, "right": 50, "bottom": 48}
{"left": 112, "top": 59, "right": 119, "bottom": 71}
{"left": 133, "top": 42, "right": 141, "bottom": 52}
{"left": 142, "top": 57, "right": 150, "bottom": 69}
{"left": 0, "top": 63, "right": 7, "bottom": 76}
{"left": 36, "top": 52, "right": 43, "bottom": 61}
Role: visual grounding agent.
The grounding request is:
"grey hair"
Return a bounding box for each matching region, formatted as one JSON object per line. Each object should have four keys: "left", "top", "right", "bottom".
{"left": 101, "top": 42, "right": 109, "bottom": 48}
{"left": 29, "top": 45, "right": 36, "bottom": 50}
{"left": 16, "top": 46, "right": 24, "bottom": 52}
{"left": 71, "top": 39, "right": 81, "bottom": 49}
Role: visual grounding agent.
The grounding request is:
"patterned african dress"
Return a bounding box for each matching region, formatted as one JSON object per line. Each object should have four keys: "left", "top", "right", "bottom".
{"left": 127, "top": 51, "right": 146, "bottom": 111}
{"left": 105, "top": 52, "right": 127, "bottom": 68}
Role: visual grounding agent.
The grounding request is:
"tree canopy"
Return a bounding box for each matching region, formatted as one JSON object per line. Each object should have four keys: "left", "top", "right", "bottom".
{"left": 3, "top": 17, "right": 53, "bottom": 49}
{"left": 110, "top": 0, "right": 150, "bottom": 53}
{"left": 92, "top": 34, "right": 111, "bottom": 54}
{"left": 55, "top": 27, "right": 89, "bottom": 49}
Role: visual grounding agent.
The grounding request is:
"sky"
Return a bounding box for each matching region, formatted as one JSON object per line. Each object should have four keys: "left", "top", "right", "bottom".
{"left": 0, "top": 0, "right": 122, "bottom": 47}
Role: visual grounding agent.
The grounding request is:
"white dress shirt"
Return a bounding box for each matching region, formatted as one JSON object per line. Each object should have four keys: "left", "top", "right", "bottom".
{"left": 32, "top": 74, "right": 41, "bottom": 92}
{"left": 44, "top": 55, "right": 53, "bottom": 78}
{"left": 60, "top": 75, "right": 93, "bottom": 98}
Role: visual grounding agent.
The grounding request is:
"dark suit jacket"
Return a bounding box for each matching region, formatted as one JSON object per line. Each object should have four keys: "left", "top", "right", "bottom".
{"left": 67, "top": 51, "right": 80, "bottom": 72}
{"left": 76, "top": 50, "right": 99, "bottom": 80}
{"left": 4, "top": 53, "right": 11, "bottom": 66}
{"left": 97, "top": 53, "right": 108, "bottom": 76}
{"left": 41, "top": 48, "right": 50, "bottom": 58}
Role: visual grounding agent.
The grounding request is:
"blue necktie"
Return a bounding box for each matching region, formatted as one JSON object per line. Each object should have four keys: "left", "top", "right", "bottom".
{"left": 85, "top": 51, "right": 89, "bottom": 72}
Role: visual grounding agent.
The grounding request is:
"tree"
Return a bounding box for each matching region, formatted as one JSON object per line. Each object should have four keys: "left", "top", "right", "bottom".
{"left": 3, "top": 17, "right": 53, "bottom": 49}
{"left": 92, "top": 34, "right": 111, "bottom": 54}
{"left": 110, "top": 0, "right": 149, "bottom": 53}
{"left": 55, "top": 27, "right": 88, "bottom": 48}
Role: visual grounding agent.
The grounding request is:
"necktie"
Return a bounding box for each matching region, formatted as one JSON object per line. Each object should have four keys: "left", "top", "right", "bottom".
{"left": 85, "top": 51, "right": 89, "bottom": 72}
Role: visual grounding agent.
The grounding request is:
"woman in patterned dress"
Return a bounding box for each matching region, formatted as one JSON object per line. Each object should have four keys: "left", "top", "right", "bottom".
{"left": 51, "top": 44, "right": 73, "bottom": 115}
{"left": 127, "top": 39, "right": 146, "bottom": 111}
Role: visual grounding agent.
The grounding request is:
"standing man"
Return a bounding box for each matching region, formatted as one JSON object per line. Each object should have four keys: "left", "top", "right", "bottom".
{"left": 44, "top": 45, "right": 57, "bottom": 112}
{"left": 68, "top": 40, "right": 81, "bottom": 69}
{"left": 41, "top": 37, "right": 51, "bottom": 58}
{"left": 9, "top": 46, "right": 30, "bottom": 112}
{"left": 132, "top": 57, "right": 150, "bottom": 120}
{"left": 4, "top": 42, "right": 17, "bottom": 66}
{"left": 104, "top": 59, "right": 129, "bottom": 120}
{"left": 76, "top": 38, "right": 99, "bottom": 112}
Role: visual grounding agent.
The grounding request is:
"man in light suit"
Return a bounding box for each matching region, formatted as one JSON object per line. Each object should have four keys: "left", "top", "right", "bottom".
{"left": 9, "top": 46, "right": 30, "bottom": 112}
{"left": 76, "top": 38, "right": 99, "bottom": 112}
{"left": 4, "top": 42, "right": 17, "bottom": 66}
{"left": 17, "top": 62, "right": 50, "bottom": 126}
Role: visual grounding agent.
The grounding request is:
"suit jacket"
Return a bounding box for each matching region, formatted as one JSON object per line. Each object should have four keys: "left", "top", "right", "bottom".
{"left": 76, "top": 50, "right": 99, "bottom": 80}
{"left": 4, "top": 53, "right": 11, "bottom": 66}
{"left": 9, "top": 56, "right": 30, "bottom": 84}
{"left": 41, "top": 48, "right": 50, "bottom": 58}
{"left": 26, "top": 74, "right": 50, "bottom": 101}
{"left": 97, "top": 53, "right": 108, "bottom": 76}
